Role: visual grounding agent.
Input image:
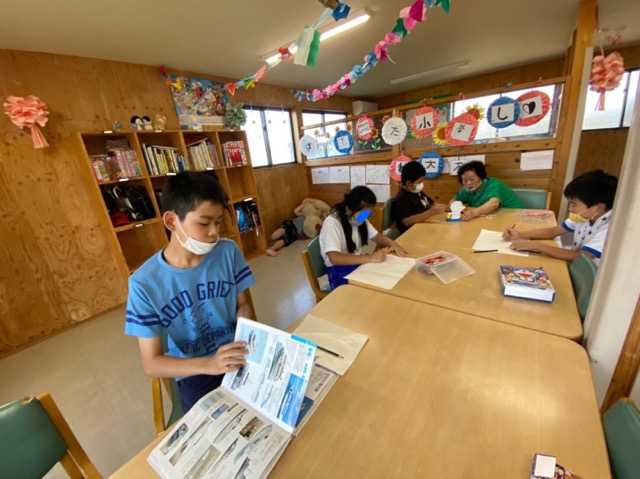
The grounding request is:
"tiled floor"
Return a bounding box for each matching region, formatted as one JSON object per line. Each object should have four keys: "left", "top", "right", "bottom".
{"left": 0, "top": 239, "right": 316, "bottom": 477}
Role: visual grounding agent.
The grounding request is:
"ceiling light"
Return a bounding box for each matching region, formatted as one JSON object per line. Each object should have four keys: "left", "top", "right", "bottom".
{"left": 390, "top": 60, "right": 472, "bottom": 85}
{"left": 264, "top": 9, "right": 371, "bottom": 65}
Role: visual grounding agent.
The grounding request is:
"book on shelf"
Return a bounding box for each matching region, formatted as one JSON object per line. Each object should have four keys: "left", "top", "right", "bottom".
{"left": 89, "top": 144, "right": 141, "bottom": 182}
{"left": 141, "top": 144, "right": 187, "bottom": 175}
{"left": 499, "top": 265, "right": 556, "bottom": 303}
{"left": 147, "top": 318, "right": 338, "bottom": 479}
{"left": 222, "top": 141, "right": 248, "bottom": 167}
{"left": 186, "top": 139, "right": 220, "bottom": 170}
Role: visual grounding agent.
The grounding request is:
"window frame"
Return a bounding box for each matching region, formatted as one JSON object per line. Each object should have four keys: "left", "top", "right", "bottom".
{"left": 242, "top": 106, "right": 296, "bottom": 168}
{"left": 582, "top": 67, "right": 639, "bottom": 131}
{"left": 301, "top": 110, "right": 348, "bottom": 160}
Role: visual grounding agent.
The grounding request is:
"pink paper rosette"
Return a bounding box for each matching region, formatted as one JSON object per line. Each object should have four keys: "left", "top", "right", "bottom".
{"left": 4, "top": 95, "right": 50, "bottom": 148}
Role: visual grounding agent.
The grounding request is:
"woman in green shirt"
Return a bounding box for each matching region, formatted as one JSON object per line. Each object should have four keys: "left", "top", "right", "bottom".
{"left": 452, "top": 161, "right": 524, "bottom": 220}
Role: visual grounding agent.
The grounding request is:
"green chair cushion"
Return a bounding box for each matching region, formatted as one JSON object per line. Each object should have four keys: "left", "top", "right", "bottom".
{"left": 307, "top": 237, "right": 327, "bottom": 278}
{"left": 603, "top": 399, "right": 640, "bottom": 479}
{"left": 512, "top": 188, "right": 548, "bottom": 210}
{"left": 382, "top": 198, "right": 395, "bottom": 231}
{"left": 569, "top": 254, "right": 598, "bottom": 322}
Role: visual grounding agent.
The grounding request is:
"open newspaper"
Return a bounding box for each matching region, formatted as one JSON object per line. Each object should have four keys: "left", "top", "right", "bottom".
{"left": 147, "top": 318, "right": 338, "bottom": 479}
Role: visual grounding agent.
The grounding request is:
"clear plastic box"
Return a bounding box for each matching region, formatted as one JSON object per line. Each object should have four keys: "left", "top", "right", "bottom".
{"left": 415, "top": 251, "right": 458, "bottom": 275}
{"left": 432, "top": 258, "right": 476, "bottom": 284}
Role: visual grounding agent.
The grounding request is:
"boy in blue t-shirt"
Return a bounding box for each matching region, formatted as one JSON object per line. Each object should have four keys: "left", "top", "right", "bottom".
{"left": 125, "top": 172, "right": 255, "bottom": 412}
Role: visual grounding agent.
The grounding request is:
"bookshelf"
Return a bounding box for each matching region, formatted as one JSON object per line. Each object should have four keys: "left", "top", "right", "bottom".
{"left": 76, "top": 129, "right": 267, "bottom": 279}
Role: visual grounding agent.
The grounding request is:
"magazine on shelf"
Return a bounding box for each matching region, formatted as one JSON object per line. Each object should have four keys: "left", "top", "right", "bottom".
{"left": 499, "top": 265, "right": 556, "bottom": 303}
{"left": 147, "top": 318, "right": 338, "bottom": 479}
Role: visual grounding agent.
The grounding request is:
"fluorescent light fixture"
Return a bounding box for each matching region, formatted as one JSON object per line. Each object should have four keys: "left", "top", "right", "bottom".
{"left": 390, "top": 60, "right": 472, "bottom": 85}
{"left": 264, "top": 9, "right": 371, "bottom": 64}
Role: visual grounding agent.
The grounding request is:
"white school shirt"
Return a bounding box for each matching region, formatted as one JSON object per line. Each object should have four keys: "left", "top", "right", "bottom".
{"left": 319, "top": 214, "right": 378, "bottom": 267}
{"left": 561, "top": 210, "right": 612, "bottom": 265}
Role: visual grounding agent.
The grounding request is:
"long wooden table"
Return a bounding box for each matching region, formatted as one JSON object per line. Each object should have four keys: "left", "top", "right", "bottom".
{"left": 111, "top": 286, "right": 610, "bottom": 478}
{"left": 350, "top": 209, "right": 583, "bottom": 341}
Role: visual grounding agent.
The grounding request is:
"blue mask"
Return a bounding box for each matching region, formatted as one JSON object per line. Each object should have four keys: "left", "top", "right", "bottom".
{"left": 349, "top": 209, "right": 371, "bottom": 227}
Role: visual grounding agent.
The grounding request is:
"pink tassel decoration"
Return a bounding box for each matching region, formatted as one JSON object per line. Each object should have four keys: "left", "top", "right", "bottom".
{"left": 4, "top": 95, "right": 50, "bottom": 148}
{"left": 589, "top": 51, "right": 625, "bottom": 111}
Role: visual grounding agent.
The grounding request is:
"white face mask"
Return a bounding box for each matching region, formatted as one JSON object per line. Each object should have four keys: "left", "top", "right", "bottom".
{"left": 175, "top": 217, "right": 218, "bottom": 255}
{"left": 412, "top": 182, "right": 424, "bottom": 194}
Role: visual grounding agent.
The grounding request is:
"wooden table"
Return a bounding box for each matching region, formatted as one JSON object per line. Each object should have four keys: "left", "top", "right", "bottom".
{"left": 111, "top": 286, "right": 610, "bottom": 478}
{"left": 350, "top": 210, "right": 583, "bottom": 341}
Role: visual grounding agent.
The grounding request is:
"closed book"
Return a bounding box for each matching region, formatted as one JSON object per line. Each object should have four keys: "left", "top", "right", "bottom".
{"left": 499, "top": 265, "right": 555, "bottom": 303}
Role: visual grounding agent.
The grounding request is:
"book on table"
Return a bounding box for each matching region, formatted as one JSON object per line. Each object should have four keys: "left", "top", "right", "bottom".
{"left": 147, "top": 318, "right": 339, "bottom": 479}
{"left": 499, "top": 265, "right": 556, "bottom": 303}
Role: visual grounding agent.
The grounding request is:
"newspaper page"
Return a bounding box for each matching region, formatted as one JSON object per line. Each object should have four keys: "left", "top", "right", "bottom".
{"left": 147, "top": 389, "right": 290, "bottom": 479}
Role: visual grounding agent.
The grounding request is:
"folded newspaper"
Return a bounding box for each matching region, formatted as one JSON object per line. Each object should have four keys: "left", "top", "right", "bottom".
{"left": 147, "top": 318, "right": 338, "bottom": 479}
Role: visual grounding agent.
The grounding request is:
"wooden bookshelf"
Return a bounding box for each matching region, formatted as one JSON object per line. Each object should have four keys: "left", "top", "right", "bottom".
{"left": 76, "top": 129, "right": 267, "bottom": 278}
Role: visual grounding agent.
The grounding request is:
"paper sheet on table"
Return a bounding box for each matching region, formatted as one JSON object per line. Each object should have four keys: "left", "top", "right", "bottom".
{"left": 472, "top": 229, "right": 530, "bottom": 256}
{"left": 345, "top": 254, "right": 416, "bottom": 289}
{"left": 293, "top": 314, "right": 369, "bottom": 376}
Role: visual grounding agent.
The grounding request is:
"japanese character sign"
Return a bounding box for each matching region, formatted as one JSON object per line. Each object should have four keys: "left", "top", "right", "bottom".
{"left": 419, "top": 151, "right": 445, "bottom": 178}
{"left": 333, "top": 130, "right": 354, "bottom": 154}
{"left": 355, "top": 115, "right": 375, "bottom": 141}
{"left": 487, "top": 96, "right": 520, "bottom": 129}
{"left": 388, "top": 154, "right": 412, "bottom": 182}
{"left": 381, "top": 117, "right": 408, "bottom": 146}
{"left": 515, "top": 90, "right": 551, "bottom": 127}
{"left": 445, "top": 113, "right": 478, "bottom": 146}
{"left": 299, "top": 135, "right": 319, "bottom": 156}
{"left": 410, "top": 106, "right": 439, "bottom": 137}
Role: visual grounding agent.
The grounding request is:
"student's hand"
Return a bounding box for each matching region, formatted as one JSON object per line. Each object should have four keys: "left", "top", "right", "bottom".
{"left": 431, "top": 203, "right": 447, "bottom": 215}
{"left": 502, "top": 228, "right": 520, "bottom": 241}
{"left": 368, "top": 250, "right": 387, "bottom": 263}
{"left": 389, "top": 243, "right": 407, "bottom": 257}
{"left": 205, "top": 341, "right": 248, "bottom": 375}
{"left": 460, "top": 207, "right": 478, "bottom": 221}
{"left": 510, "top": 239, "right": 539, "bottom": 252}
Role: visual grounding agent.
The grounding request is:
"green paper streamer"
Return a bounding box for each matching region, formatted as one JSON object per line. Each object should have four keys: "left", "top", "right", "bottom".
{"left": 392, "top": 18, "right": 408, "bottom": 38}
{"left": 436, "top": 0, "right": 450, "bottom": 13}
{"left": 307, "top": 29, "right": 322, "bottom": 68}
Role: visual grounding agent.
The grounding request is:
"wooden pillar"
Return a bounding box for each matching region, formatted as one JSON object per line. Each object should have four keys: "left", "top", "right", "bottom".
{"left": 601, "top": 295, "right": 640, "bottom": 413}
{"left": 549, "top": 0, "right": 597, "bottom": 215}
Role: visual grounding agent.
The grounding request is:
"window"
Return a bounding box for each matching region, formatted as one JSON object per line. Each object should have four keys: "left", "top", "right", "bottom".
{"left": 582, "top": 69, "right": 639, "bottom": 130}
{"left": 302, "top": 110, "right": 347, "bottom": 159}
{"left": 242, "top": 107, "right": 295, "bottom": 167}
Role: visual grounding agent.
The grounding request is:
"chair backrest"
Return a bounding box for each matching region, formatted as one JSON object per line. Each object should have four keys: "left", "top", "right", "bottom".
{"left": 602, "top": 398, "right": 640, "bottom": 479}
{"left": 302, "top": 236, "right": 331, "bottom": 302}
{"left": 152, "top": 331, "right": 185, "bottom": 435}
{"left": 569, "top": 253, "right": 598, "bottom": 322}
{"left": 512, "top": 188, "right": 550, "bottom": 210}
{"left": 382, "top": 198, "right": 395, "bottom": 231}
{"left": 0, "top": 392, "right": 101, "bottom": 479}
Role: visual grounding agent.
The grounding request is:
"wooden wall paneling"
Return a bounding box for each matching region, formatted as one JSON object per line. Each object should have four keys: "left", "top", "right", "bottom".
{"left": 576, "top": 130, "right": 629, "bottom": 178}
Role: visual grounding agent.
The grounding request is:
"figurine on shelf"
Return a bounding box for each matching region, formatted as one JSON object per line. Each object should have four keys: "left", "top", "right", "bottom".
{"left": 142, "top": 116, "right": 154, "bottom": 131}
{"left": 154, "top": 114, "right": 166, "bottom": 131}
{"left": 130, "top": 116, "right": 143, "bottom": 130}
{"left": 113, "top": 120, "right": 122, "bottom": 131}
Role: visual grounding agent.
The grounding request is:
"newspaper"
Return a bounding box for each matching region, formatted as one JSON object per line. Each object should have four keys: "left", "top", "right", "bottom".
{"left": 147, "top": 318, "right": 338, "bottom": 479}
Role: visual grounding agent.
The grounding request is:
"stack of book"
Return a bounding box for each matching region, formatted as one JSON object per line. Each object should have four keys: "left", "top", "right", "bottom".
{"left": 141, "top": 144, "right": 187, "bottom": 175}
{"left": 89, "top": 140, "right": 141, "bottom": 182}
{"left": 222, "top": 141, "right": 247, "bottom": 167}
{"left": 499, "top": 265, "right": 555, "bottom": 302}
{"left": 186, "top": 139, "right": 219, "bottom": 169}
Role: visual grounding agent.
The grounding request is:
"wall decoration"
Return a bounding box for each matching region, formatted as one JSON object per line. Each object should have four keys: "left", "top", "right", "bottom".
{"left": 445, "top": 113, "right": 478, "bottom": 146}
{"left": 334, "top": 130, "right": 354, "bottom": 154}
{"left": 432, "top": 122, "right": 448, "bottom": 146}
{"left": 3, "top": 95, "right": 50, "bottom": 149}
{"left": 381, "top": 117, "right": 408, "bottom": 145}
{"left": 418, "top": 151, "right": 445, "bottom": 178}
{"left": 300, "top": 135, "right": 319, "bottom": 156}
{"left": 355, "top": 115, "right": 376, "bottom": 140}
{"left": 388, "top": 154, "right": 413, "bottom": 182}
{"left": 487, "top": 96, "right": 520, "bottom": 129}
{"left": 410, "top": 106, "right": 438, "bottom": 137}
{"left": 514, "top": 90, "right": 550, "bottom": 127}
{"left": 169, "top": 76, "right": 228, "bottom": 129}
{"left": 224, "top": 103, "right": 248, "bottom": 129}
{"left": 589, "top": 51, "right": 624, "bottom": 110}
{"left": 464, "top": 102, "right": 485, "bottom": 121}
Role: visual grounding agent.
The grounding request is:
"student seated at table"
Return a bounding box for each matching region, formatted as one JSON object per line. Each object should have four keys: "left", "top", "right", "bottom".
{"left": 319, "top": 185, "right": 407, "bottom": 289}
{"left": 392, "top": 160, "right": 447, "bottom": 234}
{"left": 502, "top": 169, "right": 618, "bottom": 264}
{"left": 452, "top": 161, "right": 524, "bottom": 220}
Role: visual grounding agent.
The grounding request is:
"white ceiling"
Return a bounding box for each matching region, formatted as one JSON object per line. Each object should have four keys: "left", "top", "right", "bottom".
{"left": 0, "top": 0, "right": 638, "bottom": 99}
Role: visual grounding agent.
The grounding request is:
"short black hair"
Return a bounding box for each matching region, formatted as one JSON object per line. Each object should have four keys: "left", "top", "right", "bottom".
{"left": 564, "top": 169, "right": 618, "bottom": 210}
{"left": 457, "top": 161, "right": 487, "bottom": 184}
{"left": 401, "top": 161, "right": 426, "bottom": 185}
{"left": 161, "top": 172, "right": 228, "bottom": 220}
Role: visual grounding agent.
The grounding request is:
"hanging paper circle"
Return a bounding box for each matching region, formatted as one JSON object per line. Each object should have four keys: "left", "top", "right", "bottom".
{"left": 333, "top": 130, "right": 354, "bottom": 154}
{"left": 381, "top": 117, "right": 407, "bottom": 146}
{"left": 418, "top": 152, "right": 445, "bottom": 179}
{"left": 487, "top": 96, "right": 520, "bottom": 129}
{"left": 514, "top": 90, "right": 551, "bottom": 127}
{"left": 299, "top": 135, "right": 318, "bottom": 156}
{"left": 388, "top": 154, "right": 412, "bottom": 182}
{"left": 445, "top": 113, "right": 478, "bottom": 146}
{"left": 410, "top": 106, "right": 439, "bottom": 138}
{"left": 355, "top": 115, "right": 375, "bottom": 141}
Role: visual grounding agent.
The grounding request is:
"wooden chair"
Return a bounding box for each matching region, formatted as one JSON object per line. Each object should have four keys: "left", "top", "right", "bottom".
{"left": 0, "top": 392, "right": 102, "bottom": 478}
{"left": 602, "top": 398, "right": 640, "bottom": 479}
{"left": 151, "top": 331, "right": 185, "bottom": 436}
{"left": 512, "top": 188, "right": 551, "bottom": 210}
{"left": 569, "top": 253, "right": 598, "bottom": 322}
{"left": 382, "top": 197, "right": 400, "bottom": 240}
{"left": 302, "top": 236, "right": 332, "bottom": 302}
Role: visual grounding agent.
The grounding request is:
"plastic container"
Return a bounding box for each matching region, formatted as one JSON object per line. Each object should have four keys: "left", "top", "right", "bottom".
{"left": 415, "top": 251, "right": 458, "bottom": 275}
{"left": 432, "top": 258, "right": 476, "bottom": 284}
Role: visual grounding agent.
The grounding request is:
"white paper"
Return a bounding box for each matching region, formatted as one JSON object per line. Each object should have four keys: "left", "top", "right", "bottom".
{"left": 345, "top": 254, "right": 416, "bottom": 289}
{"left": 533, "top": 454, "right": 557, "bottom": 478}
{"left": 520, "top": 150, "right": 554, "bottom": 171}
{"left": 367, "top": 184, "right": 390, "bottom": 203}
{"left": 293, "top": 314, "right": 369, "bottom": 376}
{"left": 472, "top": 229, "right": 530, "bottom": 256}
{"left": 449, "top": 121, "right": 473, "bottom": 142}
{"left": 519, "top": 95, "right": 544, "bottom": 119}
{"left": 350, "top": 165, "right": 366, "bottom": 188}
{"left": 490, "top": 102, "right": 516, "bottom": 123}
{"left": 448, "top": 155, "right": 484, "bottom": 176}
{"left": 311, "top": 167, "right": 331, "bottom": 184}
{"left": 329, "top": 166, "right": 350, "bottom": 183}
{"left": 366, "top": 165, "right": 390, "bottom": 184}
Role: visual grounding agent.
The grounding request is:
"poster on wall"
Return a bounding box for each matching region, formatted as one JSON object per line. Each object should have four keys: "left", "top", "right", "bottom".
{"left": 169, "top": 75, "right": 228, "bottom": 129}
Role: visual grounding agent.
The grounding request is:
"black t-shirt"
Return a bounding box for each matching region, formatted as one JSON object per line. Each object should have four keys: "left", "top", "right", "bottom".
{"left": 392, "top": 188, "right": 435, "bottom": 234}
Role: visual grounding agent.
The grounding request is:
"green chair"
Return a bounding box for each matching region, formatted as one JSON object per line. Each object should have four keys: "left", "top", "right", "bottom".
{"left": 512, "top": 188, "right": 550, "bottom": 209}
{"left": 302, "top": 236, "right": 332, "bottom": 302}
{"left": 152, "top": 331, "right": 185, "bottom": 435}
{"left": 602, "top": 398, "right": 640, "bottom": 479}
{"left": 569, "top": 253, "right": 598, "bottom": 322}
{"left": 382, "top": 198, "right": 400, "bottom": 240}
{"left": 0, "top": 392, "right": 102, "bottom": 478}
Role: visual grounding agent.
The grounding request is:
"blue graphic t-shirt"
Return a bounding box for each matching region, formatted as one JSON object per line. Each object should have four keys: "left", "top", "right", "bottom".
{"left": 125, "top": 239, "right": 255, "bottom": 360}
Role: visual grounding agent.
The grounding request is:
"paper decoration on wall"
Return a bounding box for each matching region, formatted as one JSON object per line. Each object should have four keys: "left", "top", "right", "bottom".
{"left": 514, "top": 90, "right": 550, "bottom": 127}
{"left": 300, "top": 135, "right": 319, "bottom": 156}
{"left": 169, "top": 76, "right": 228, "bottom": 129}
{"left": 589, "top": 51, "right": 624, "bottom": 110}
{"left": 487, "top": 96, "right": 520, "bottom": 129}
{"left": 410, "top": 106, "right": 439, "bottom": 137}
{"left": 418, "top": 151, "right": 445, "bottom": 178}
{"left": 334, "top": 130, "right": 354, "bottom": 153}
{"left": 445, "top": 113, "right": 478, "bottom": 146}
{"left": 3, "top": 95, "right": 50, "bottom": 148}
{"left": 432, "top": 122, "right": 448, "bottom": 146}
{"left": 464, "top": 103, "right": 485, "bottom": 121}
{"left": 355, "top": 116, "right": 376, "bottom": 140}
{"left": 381, "top": 117, "right": 407, "bottom": 145}
{"left": 388, "top": 154, "right": 412, "bottom": 182}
